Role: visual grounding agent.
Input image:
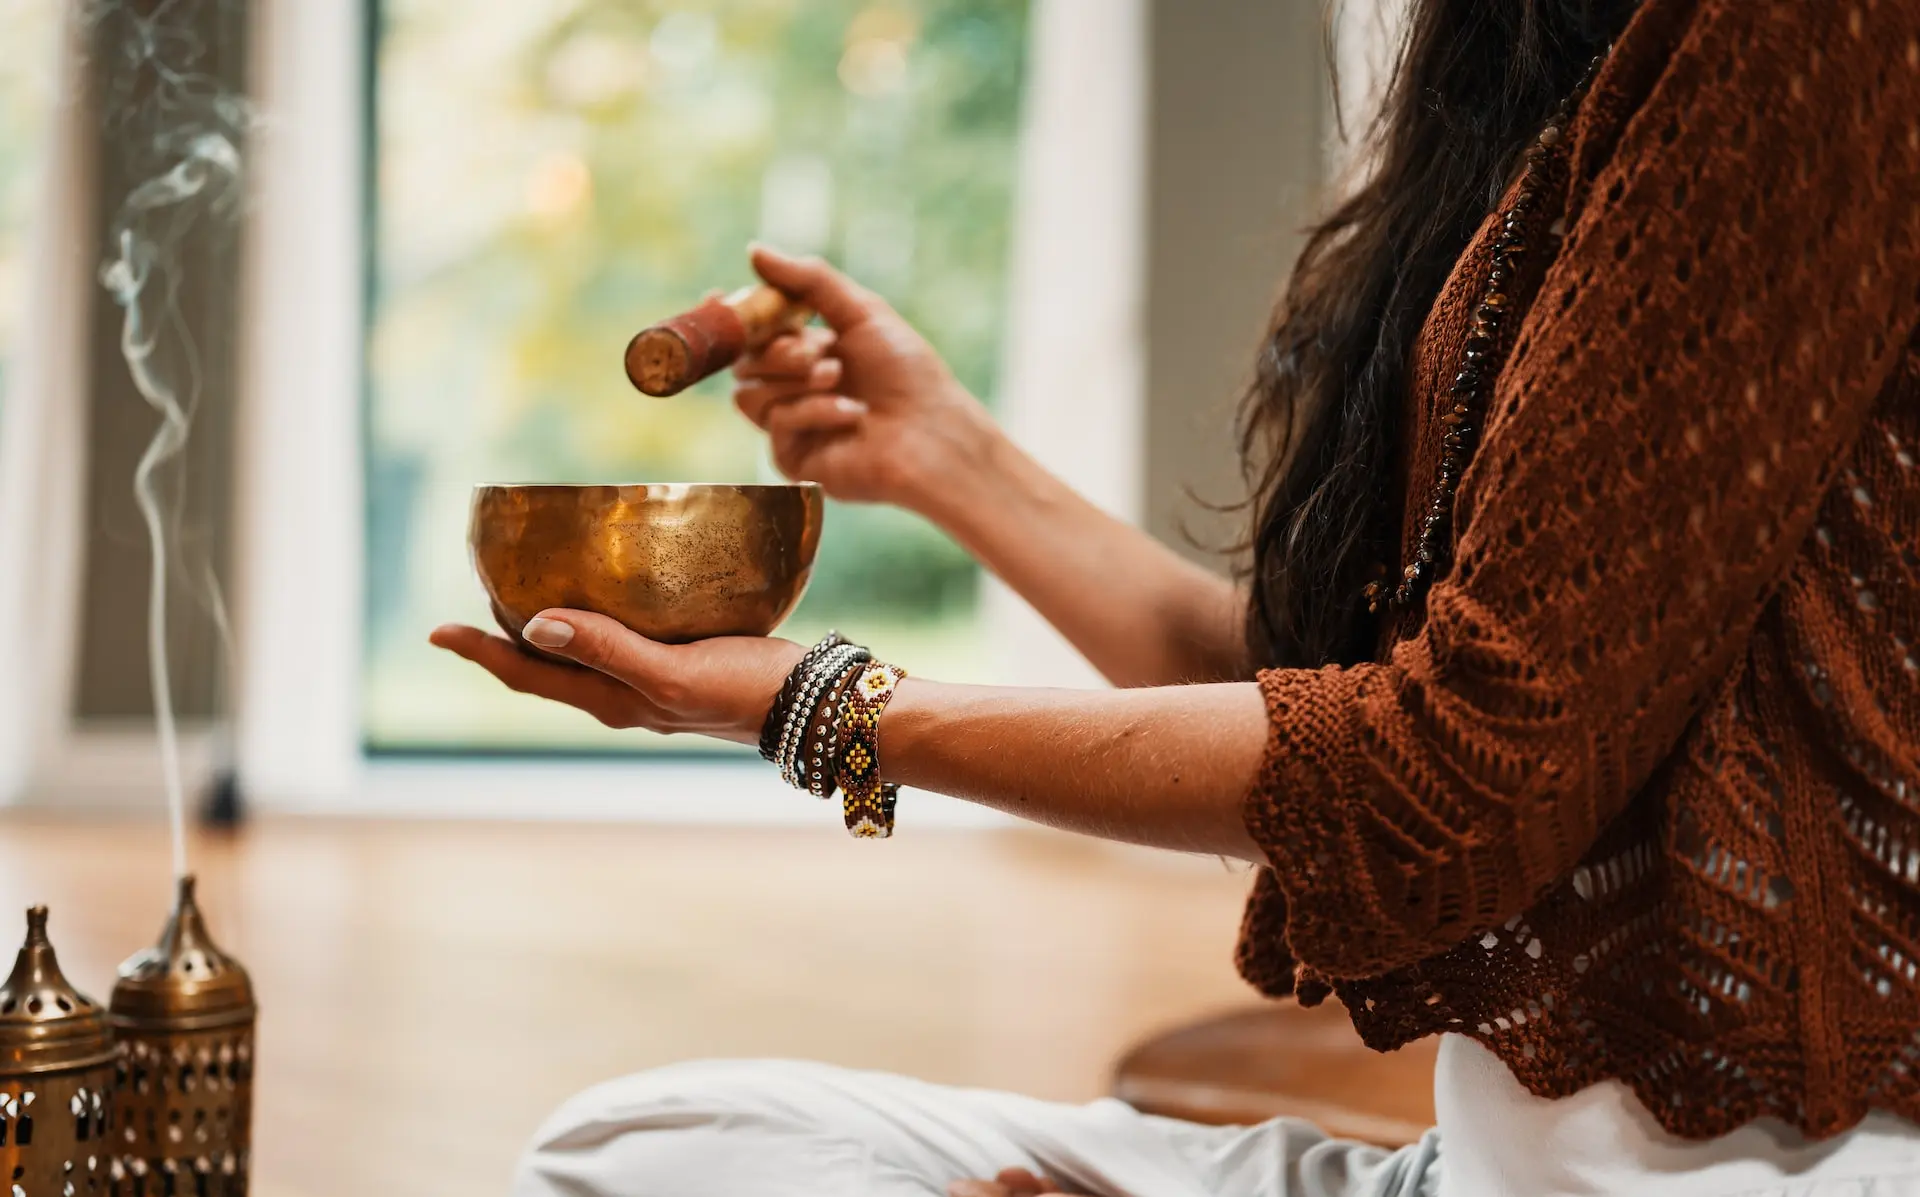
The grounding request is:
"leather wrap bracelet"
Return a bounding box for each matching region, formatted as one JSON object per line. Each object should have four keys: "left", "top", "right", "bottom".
{"left": 759, "top": 632, "right": 847, "bottom": 763}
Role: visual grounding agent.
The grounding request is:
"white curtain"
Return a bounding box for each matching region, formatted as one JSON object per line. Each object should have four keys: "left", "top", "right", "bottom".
{"left": 984, "top": 0, "right": 1150, "bottom": 691}
{"left": 0, "top": 11, "right": 103, "bottom": 804}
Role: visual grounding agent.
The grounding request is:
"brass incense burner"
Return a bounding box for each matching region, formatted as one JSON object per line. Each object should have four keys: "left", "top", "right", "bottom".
{"left": 470, "top": 482, "right": 825, "bottom": 645}
{"left": 0, "top": 907, "right": 117, "bottom": 1196}
{"left": 110, "top": 876, "right": 256, "bottom": 1194}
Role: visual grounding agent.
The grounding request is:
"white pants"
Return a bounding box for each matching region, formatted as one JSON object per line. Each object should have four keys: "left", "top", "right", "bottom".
{"left": 510, "top": 1059, "right": 1442, "bottom": 1197}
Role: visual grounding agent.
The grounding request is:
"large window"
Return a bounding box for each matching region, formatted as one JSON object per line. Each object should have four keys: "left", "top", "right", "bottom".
{"left": 0, "top": 0, "right": 57, "bottom": 415}
{"left": 366, "top": 0, "right": 1030, "bottom": 752}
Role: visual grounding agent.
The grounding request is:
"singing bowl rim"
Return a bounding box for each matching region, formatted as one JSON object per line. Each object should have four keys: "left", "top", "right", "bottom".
{"left": 469, "top": 481, "right": 823, "bottom": 493}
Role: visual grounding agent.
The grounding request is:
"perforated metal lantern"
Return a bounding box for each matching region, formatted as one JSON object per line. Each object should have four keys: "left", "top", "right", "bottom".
{"left": 0, "top": 906, "right": 118, "bottom": 1197}
{"left": 109, "top": 877, "right": 255, "bottom": 1196}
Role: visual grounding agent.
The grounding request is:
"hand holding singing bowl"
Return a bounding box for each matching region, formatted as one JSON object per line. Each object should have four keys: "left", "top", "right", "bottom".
{"left": 435, "top": 244, "right": 996, "bottom": 744}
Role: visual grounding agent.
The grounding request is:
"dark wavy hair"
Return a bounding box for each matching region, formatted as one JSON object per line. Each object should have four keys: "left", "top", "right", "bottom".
{"left": 1241, "top": 0, "right": 1640, "bottom": 669}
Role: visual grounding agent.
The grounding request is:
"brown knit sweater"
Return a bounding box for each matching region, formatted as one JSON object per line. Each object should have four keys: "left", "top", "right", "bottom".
{"left": 1236, "top": 0, "right": 1920, "bottom": 1141}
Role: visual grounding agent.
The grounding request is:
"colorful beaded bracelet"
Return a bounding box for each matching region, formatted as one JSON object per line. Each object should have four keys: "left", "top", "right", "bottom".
{"left": 836, "top": 662, "right": 907, "bottom": 839}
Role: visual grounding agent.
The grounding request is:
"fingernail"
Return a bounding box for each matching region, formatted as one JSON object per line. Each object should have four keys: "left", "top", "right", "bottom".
{"left": 834, "top": 397, "right": 868, "bottom": 415}
{"left": 522, "top": 617, "right": 574, "bottom": 648}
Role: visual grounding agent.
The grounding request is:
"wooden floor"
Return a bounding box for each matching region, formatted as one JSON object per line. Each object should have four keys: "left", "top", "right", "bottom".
{"left": 0, "top": 815, "right": 1295, "bottom": 1197}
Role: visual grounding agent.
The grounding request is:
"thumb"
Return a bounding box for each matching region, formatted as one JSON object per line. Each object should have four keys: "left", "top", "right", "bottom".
{"left": 522, "top": 609, "right": 673, "bottom": 693}
{"left": 750, "top": 243, "right": 879, "bottom": 333}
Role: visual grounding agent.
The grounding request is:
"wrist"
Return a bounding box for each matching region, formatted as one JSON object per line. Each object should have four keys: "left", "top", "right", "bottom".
{"left": 900, "top": 400, "right": 1047, "bottom": 546}
{"left": 889, "top": 391, "right": 995, "bottom": 517}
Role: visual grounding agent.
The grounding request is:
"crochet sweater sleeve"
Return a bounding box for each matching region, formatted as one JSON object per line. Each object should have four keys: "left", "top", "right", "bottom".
{"left": 1248, "top": 0, "right": 1920, "bottom": 981}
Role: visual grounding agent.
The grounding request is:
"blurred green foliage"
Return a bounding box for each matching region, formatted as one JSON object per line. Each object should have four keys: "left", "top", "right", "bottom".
{"left": 366, "top": 0, "right": 1028, "bottom": 747}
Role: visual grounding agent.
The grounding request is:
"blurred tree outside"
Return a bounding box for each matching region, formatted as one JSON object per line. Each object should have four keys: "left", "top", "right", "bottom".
{"left": 367, "top": 0, "right": 1030, "bottom": 750}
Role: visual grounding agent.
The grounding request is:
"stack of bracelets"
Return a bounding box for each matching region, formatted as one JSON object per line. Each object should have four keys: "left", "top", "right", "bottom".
{"left": 758, "top": 632, "right": 907, "bottom": 838}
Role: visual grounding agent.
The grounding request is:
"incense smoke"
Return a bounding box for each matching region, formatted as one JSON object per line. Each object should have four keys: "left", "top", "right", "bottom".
{"left": 90, "top": 2, "right": 250, "bottom": 881}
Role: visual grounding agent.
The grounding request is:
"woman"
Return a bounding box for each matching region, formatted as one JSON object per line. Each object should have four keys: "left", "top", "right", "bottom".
{"left": 434, "top": 0, "right": 1920, "bottom": 1193}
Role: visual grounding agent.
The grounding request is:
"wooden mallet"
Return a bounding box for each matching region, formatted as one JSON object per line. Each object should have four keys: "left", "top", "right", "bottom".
{"left": 624, "top": 285, "right": 815, "bottom": 397}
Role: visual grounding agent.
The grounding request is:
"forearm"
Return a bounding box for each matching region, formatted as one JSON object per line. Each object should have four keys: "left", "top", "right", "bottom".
{"left": 879, "top": 677, "right": 1267, "bottom": 861}
{"left": 915, "top": 431, "right": 1250, "bottom": 688}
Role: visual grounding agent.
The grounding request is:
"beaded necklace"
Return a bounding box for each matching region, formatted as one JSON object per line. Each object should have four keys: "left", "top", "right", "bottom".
{"left": 1365, "top": 51, "right": 1610, "bottom": 618}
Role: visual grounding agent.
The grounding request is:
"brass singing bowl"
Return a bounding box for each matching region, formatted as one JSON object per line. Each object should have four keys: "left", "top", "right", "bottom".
{"left": 469, "top": 483, "right": 824, "bottom": 645}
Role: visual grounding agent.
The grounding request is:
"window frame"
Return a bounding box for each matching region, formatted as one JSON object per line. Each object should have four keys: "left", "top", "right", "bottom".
{"left": 0, "top": 0, "right": 1150, "bottom": 824}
